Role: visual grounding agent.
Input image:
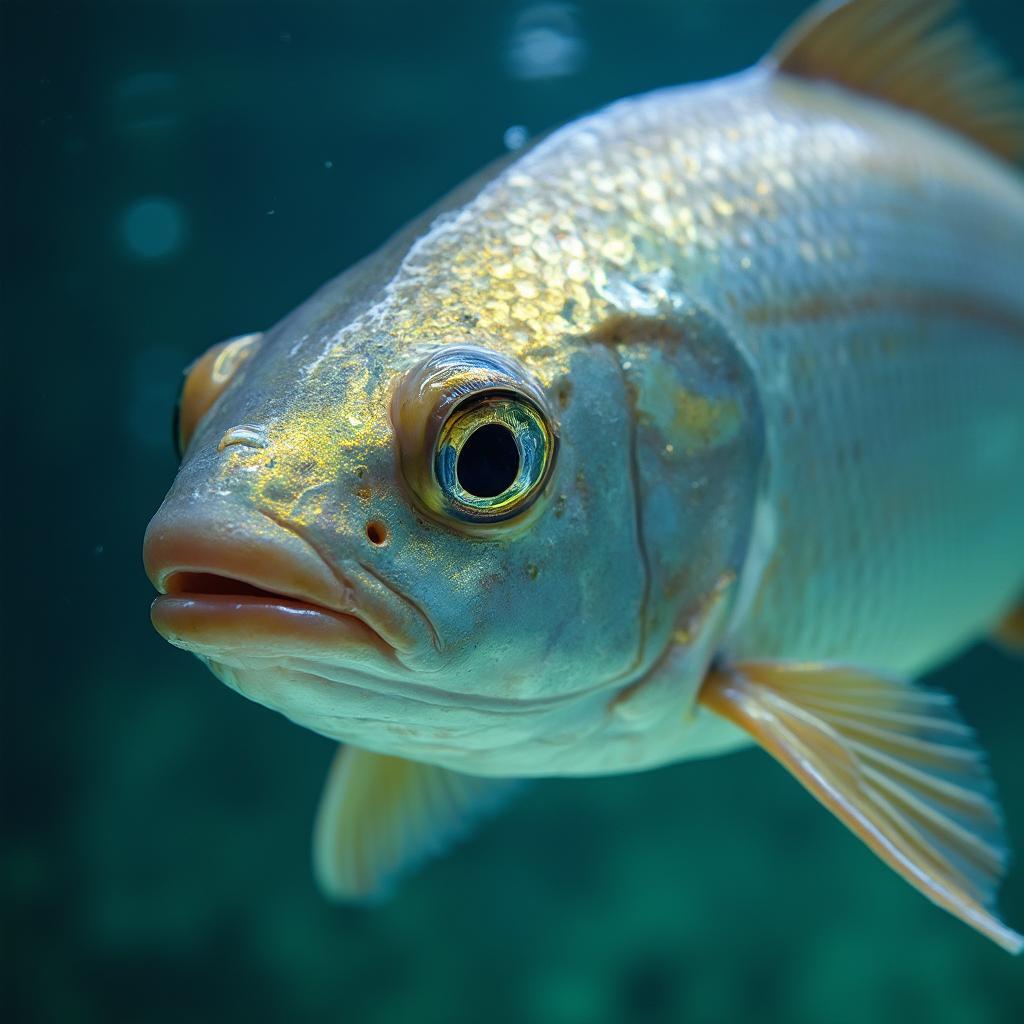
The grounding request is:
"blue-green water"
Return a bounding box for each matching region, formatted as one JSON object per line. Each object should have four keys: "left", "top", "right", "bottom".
{"left": 3, "top": 1, "right": 1022, "bottom": 1021}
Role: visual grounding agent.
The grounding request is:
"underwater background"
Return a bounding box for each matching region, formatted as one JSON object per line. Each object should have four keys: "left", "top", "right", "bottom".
{"left": 3, "top": 1, "right": 1023, "bottom": 1021}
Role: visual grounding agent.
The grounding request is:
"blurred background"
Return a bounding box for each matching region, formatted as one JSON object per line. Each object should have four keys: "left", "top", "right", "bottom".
{"left": 2, "top": 1, "right": 1023, "bottom": 1021}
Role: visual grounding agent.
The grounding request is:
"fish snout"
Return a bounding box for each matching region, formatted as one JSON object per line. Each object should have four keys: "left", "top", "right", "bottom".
{"left": 144, "top": 503, "right": 350, "bottom": 612}
{"left": 143, "top": 498, "right": 439, "bottom": 669}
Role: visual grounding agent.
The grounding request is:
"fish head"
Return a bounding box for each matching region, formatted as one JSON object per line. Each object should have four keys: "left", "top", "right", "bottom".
{"left": 143, "top": 280, "right": 663, "bottom": 760}
{"left": 145, "top": 181, "right": 763, "bottom": 768}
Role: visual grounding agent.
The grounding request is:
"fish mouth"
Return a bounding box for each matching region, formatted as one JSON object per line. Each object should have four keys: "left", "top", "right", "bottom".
{"left": 144, "top": 515, "right": 400, "bottom": 668}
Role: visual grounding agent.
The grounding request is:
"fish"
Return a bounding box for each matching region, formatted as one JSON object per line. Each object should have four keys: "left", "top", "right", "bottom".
{"left": 144, "top": 0, "right": 1024, "bottom": 951}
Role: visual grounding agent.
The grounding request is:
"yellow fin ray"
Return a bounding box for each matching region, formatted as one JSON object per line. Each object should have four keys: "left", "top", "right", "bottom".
{"left": 313, "top": 746, "right": 522, "bottom": 900}
{"left": 700, "top": 662, "right": 1022, "bottom": 953}
{"left": 861, "top": 781, "right": 994, "bottom": 904}
{"left": 767, "top": 0, "right": 1024, "bottom": 162}
{"left": 860, "top": 763, "right": 1005, "bottom": 887}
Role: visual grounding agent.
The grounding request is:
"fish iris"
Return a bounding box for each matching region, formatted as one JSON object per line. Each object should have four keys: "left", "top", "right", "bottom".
{"left": 434, "top": 394, "right": 553, "bottom": 522}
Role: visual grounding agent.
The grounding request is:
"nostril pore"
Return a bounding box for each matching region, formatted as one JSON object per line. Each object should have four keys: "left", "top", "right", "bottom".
{"left": 218, "top": 424, "right": 269, "bottom": 451}
{"left": 365, "top": 521, "right": 388, "bottom": 546}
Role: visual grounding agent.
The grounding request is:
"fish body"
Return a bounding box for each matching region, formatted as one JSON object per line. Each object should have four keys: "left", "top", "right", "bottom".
{"left": 145, "top": 0, "right": 1024, "bottom": 947}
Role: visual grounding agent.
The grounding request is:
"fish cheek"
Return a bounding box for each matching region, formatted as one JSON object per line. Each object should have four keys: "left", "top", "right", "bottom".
{"left": 581, "top": 307, "right": 765, "bottom": 673}
{"left": 438, "top": 351, "right": 648, "bottom": 699}
{"left": 356, "top": 348, "right": 645, "bottom": 700}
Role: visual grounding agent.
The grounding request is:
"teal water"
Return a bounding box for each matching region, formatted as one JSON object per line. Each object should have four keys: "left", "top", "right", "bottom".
{"left": 3, "top": 1, "right": 1023, "bottom": 1021}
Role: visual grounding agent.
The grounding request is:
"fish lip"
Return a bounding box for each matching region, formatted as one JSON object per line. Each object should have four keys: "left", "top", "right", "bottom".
{"left": 143, "top": 513, "right": 409, "bottom": 656}
{"left": 150, "top": 590, "right": 398, "bottom": 663}
{"left": 144, "top": 520, "right": 354, "bottom": 613}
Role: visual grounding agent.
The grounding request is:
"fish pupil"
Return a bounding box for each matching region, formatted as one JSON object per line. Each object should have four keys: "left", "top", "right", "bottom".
{"left": 457, "top": 423, "right": 519, "bottom": 498}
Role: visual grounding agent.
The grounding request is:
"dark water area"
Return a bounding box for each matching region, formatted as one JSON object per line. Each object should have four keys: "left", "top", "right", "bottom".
{"left": 3, "top": 1, "right": 1023, "bottom": 1021}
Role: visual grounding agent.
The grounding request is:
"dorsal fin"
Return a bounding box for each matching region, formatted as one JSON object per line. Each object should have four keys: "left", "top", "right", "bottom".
{"left": 765, "top": 0, "right": 1024, "bottom": 163}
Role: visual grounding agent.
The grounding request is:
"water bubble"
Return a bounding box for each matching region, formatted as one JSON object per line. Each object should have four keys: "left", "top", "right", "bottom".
{"left": 507, "top": 3, "right": 585, "bottom": 81}
{"left": 503, "top": 125, "right": 529, "bottom": 151}
{"left": 324, "top": 160, "right": 334, "bottom": 169}
{"left": 119, "top": 197, "right": 186, "bottom": 260}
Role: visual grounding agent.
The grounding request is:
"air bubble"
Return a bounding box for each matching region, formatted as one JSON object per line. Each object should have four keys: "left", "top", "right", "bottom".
{"left": 507, "top": 4, "right": 585, "bottom": 80}
{"left": 120, "top": 197, "right": 186, "bottom": 260}
{"left": 503, "top": 125, "right": 528, "bottom": 151}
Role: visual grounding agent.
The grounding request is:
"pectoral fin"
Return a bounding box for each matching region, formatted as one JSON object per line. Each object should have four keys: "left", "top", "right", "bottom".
{"left": 313, "top": 745, "right": 522, "bottom": 900}
{"left": 699, "top": 662, "right": 1022, "bottom": 953}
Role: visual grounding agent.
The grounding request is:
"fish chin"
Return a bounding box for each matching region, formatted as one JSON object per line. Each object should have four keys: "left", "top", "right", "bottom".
{"left": 206, "top": 656, "right": 558, "bottom": 768}
{"left": 151, "top": 591, "right": 604, "bottom": 768}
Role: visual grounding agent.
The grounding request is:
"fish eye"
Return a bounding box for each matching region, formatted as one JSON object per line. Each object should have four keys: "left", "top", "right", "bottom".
{"left": 435, "top": 393, "right": 554, "bottom": 521}
{"left": 173, "top": 333, "right": 262, "bottom": 459}
{"left": 392, "top": 345, "right": 558, "bottom": 529}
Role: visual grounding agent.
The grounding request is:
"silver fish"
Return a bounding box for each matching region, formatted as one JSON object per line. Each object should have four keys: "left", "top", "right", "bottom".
{"left": 145, "top": 0, "right": 1024, "bottom": 950}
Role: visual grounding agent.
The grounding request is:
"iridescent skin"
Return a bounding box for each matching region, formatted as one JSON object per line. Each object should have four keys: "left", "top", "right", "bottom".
{"left": 145, "top": 67, "right": 1024, "bottom": 778}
